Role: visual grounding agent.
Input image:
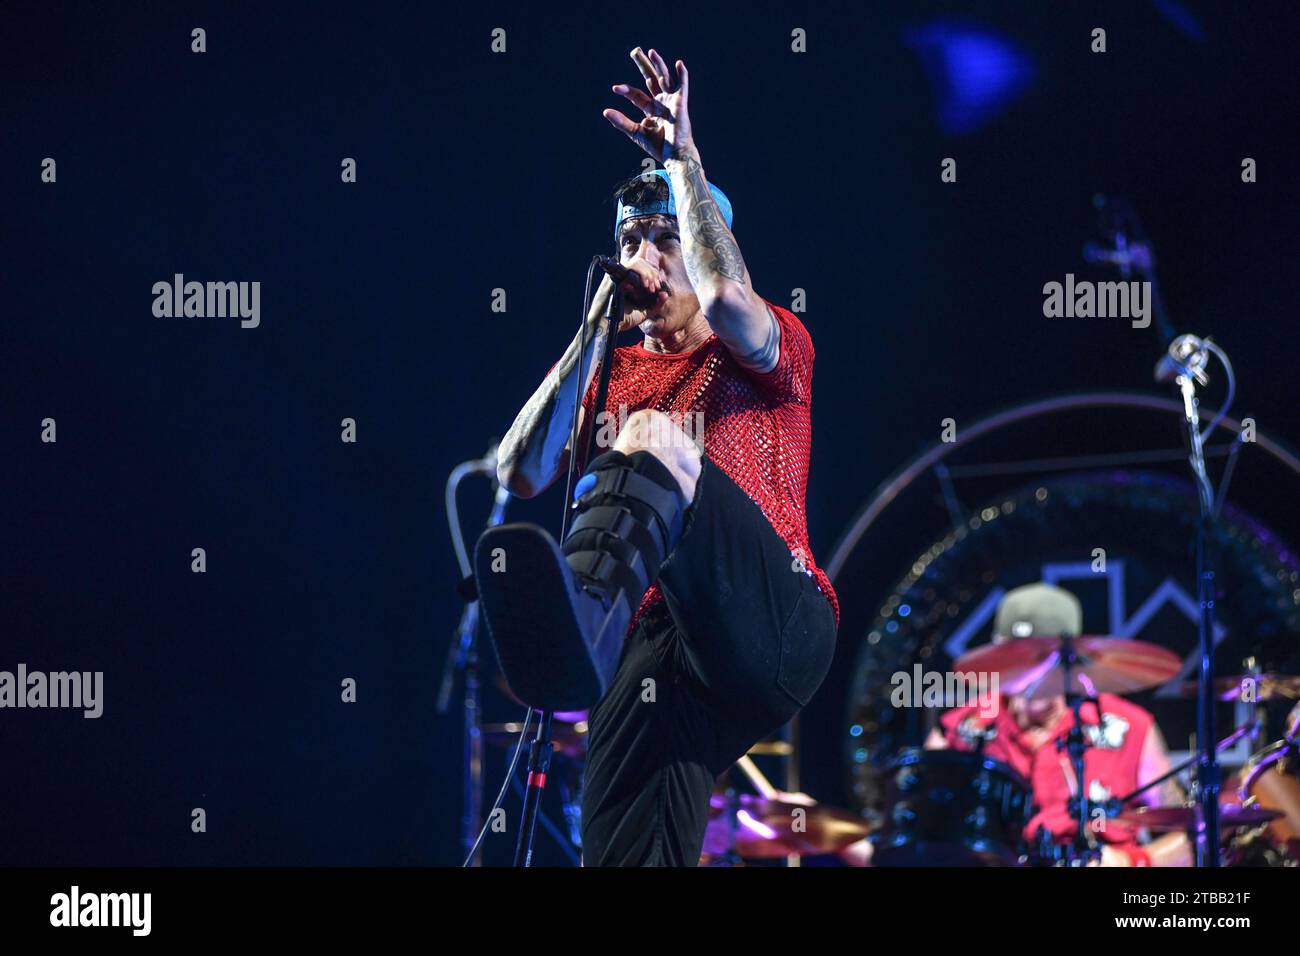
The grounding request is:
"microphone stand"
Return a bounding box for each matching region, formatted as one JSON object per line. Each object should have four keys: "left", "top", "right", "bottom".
{"left": 1056, "top": 636, "right": 1100, "bottom": 864}
{"left": 1176, "top": 371, "right": 1222, "bottom": 866}
{"left": 513, "top": 276, "right": 625, "bottom": 867}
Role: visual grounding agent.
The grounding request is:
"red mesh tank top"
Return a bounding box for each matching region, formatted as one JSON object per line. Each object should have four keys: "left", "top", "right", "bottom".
{"left": 575, "top": 299, "right": 839, "bottom": 627}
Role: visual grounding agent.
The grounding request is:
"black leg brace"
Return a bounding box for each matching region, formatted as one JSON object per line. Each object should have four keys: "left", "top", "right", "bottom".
{"left": 564, "top": 449, "right": 687, "bottom": 618}
{"left": 472, "top": 448, "right": 689, "bottom": 711}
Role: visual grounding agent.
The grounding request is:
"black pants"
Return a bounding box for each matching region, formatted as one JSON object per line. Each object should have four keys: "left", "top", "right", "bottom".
{"left": 579, "top": 454, "right": 837, "bottom": 866}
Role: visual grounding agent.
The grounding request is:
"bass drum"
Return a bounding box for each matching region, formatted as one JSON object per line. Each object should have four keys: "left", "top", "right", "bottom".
{"left": 871, "top": 748, "right": 1033, "bottom": 866}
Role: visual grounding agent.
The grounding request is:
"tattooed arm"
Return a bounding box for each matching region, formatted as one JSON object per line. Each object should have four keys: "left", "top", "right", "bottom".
{"left": 495, "top": 275, "right": 616, "bottom": 498}
{"left": 604, "top": 47, "right": 780, "bottom": 374}
{"left": 665, "top": 148, "right": 779, "bottom": 373}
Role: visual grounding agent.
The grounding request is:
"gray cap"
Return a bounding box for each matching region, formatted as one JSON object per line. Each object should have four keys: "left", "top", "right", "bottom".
{"left": 993, "top": 583, "right": 1082, "bottom": 642}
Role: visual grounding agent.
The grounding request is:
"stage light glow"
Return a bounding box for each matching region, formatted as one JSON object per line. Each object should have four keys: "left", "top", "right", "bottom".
{"left": 903, "top": 19, "right": 1036, "bottom": 136}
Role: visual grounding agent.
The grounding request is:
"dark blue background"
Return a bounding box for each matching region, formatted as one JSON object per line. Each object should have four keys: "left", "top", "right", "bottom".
{"left": 3, "top": 1, "right": 1297, "bottom": 865}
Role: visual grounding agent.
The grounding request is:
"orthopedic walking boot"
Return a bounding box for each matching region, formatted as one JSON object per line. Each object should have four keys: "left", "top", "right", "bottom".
{"left": 474, "top": 449, "right": 688, "bottom": 711}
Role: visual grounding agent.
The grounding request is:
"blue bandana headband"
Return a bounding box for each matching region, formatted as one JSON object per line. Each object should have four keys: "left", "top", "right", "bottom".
{"left": 615, "top": 168, "right": 733, "bottom": 240}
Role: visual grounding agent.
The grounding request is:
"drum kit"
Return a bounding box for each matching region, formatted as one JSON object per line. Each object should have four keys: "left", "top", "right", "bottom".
{"left": 479, "top": 644, "right": 1300, "bottom": 866}
{"left": 869, "top": 636, "right": 1300, "bottom": 867}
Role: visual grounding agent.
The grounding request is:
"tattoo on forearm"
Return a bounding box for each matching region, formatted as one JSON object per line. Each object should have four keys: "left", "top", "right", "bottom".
{"left": 499, "top": 318, "right": 606, "bottom": 477}
{"left": 734, "top": 310, "right": 780, "bottom": 372}
{"left": 673, "top": 155, "right": 746, "bottom": 283}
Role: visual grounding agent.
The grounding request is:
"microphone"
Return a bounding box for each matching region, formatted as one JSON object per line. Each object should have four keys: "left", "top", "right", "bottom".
{"left": 1154, "top": 334, "right": 1210, "bottom": 385}
{"left": 596, "top": 256, "right": 661, "bottom": 307}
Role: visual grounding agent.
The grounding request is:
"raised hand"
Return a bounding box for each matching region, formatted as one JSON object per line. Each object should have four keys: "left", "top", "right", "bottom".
{"left": 602, "top": 47, "right": 697, "bottom": 164}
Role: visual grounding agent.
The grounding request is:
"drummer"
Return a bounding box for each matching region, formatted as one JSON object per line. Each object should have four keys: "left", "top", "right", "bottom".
{"left": 845, "top": 583, "right": 1191, "bottom": 867}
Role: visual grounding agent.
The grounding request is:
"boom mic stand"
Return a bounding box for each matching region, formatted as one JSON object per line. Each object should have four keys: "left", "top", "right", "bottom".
{"left": 1176, "top": 367, "right": 1222, "bottom": 866}
{"left": 1155, "top": 333, "right": 1235, "bottom": 865}
{"left": 513, "top": 268, "right": 625, "bottom": 867}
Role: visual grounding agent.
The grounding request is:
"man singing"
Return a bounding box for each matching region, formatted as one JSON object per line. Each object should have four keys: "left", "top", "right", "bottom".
{"left": 473, "top": 46, "right": 839, "bottom": 865}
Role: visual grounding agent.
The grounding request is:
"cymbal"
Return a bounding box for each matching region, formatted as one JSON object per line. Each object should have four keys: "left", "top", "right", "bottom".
{"left": 1116, "top": 803, "right": 1284, "bottom": 832}
{"left": 482, "top": 720, "right": 588, "bottom": 759}
{"left": 702, "top": 793, "right": 874, "bottom": 859}
{"left": 954, "top": 636, "right": 1182, "bottom": 701}
{"left": 1178, "top": 674, "right": 1300, "bottom": 703}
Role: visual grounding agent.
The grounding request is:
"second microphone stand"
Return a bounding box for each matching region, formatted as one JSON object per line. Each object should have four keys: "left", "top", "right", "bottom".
{"left": 1177, "top": 371, "right": 1222, "bottom": 865}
